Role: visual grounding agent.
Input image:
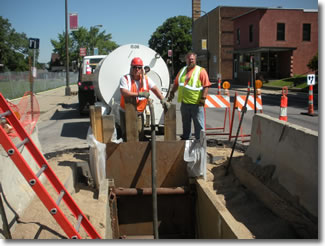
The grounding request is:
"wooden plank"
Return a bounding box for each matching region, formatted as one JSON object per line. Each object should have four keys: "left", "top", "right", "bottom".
{"left": 164, "top": 104, "right": 176, "bottom": 141}
{"left": 124, "top": 97, "right": 138, "bottom": 142}
{"left": 90, "top": 105, "right": 103, "bottom": 143}
{"left": 106, "top": 141, "right": 187, "bottom": 188}
{"left": 102, "top": 114, "right": 115, "bottom": 143}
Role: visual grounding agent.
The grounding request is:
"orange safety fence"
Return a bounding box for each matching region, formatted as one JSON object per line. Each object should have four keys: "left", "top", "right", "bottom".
{"left": 0, "top": 91, "right": 40, "bottom": 138}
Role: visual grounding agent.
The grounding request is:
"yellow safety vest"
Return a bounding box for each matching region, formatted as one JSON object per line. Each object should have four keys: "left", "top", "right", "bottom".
{"left": 177, "top": 65, "right": 203, "bottom": 104}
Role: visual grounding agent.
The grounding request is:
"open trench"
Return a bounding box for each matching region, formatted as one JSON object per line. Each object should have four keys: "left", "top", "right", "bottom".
{"left": 104, "top": 139, "right": 316, "bottom": 239}
{"left": 8, "top": 140, "right": 317, "bottom": 239}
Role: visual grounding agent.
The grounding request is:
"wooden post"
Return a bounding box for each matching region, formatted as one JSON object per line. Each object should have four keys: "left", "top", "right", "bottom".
{"left": 164, "top": 104, "right": 176, "bottom": 141}
{"left": 102, "top": 114, "right": 115, "bottom": 143}
{"left": 90, "top": 105, "right": 104, "bottom": 143}
{"left": 125, "top": 97, "right": 138, "bottom": 142}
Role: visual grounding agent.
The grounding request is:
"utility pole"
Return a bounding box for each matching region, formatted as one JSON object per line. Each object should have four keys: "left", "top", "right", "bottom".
{"left": 65, "top": 0, "right": 71, "bottom": 96}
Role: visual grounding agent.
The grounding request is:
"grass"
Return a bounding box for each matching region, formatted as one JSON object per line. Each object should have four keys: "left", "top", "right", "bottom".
{"left": 263, "top": 75, "right": 317, "bottom": 91}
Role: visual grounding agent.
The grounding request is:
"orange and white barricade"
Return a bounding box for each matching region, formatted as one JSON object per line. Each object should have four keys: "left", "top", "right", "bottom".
{"left": 229, "top": 92, "right": 263, "bottom": 142}
{"left": 204, "top": 94, "right": 231, "bottom": 137}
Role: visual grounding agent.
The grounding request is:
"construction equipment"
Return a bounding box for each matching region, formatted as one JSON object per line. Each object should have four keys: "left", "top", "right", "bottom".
{"left": 0, "top": 93, "right": 101, "bottom": 239}
{"left": 93, "top": 44, "right": 170, "bottom": 133}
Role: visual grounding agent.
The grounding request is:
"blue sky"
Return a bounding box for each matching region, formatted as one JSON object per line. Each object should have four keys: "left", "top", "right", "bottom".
{"left": 1, "top": 0, "right": 319, "bottom": 63}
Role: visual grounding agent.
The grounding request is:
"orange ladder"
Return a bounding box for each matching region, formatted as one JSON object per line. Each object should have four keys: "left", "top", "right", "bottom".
{"left": 0, "top": 93, "right": 101, "bottom": 239}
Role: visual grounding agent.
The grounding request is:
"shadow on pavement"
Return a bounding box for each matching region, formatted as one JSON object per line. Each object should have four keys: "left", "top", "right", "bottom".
{"left": 50, "top": 103, "right": 89, "bottom": 120}
{"left": 60, "top": 121, "right": 89, "bottom": 140}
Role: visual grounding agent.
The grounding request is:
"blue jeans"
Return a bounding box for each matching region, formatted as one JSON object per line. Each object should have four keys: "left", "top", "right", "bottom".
{"left": 180, "top": 103, "right": 205, "bottom": 140}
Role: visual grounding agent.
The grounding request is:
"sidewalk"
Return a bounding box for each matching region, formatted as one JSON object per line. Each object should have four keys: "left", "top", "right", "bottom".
{"left": 10, "top": 84, "right": 79, "bottom": 122}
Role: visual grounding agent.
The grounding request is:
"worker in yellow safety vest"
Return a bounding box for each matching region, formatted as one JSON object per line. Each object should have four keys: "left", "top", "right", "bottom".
{"left": 168, "top": 52, "right": 211, "bottom": 140}
{"left": 119, "top": 57, "right": 170, "bottom": 141}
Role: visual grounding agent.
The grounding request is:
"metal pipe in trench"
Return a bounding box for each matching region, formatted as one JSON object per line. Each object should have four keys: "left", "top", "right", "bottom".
{"left": 148, "top": 99, "right": 159, "bottom": 239}
{"left": 114, "top": 187, "right": 188, "bottom": 196}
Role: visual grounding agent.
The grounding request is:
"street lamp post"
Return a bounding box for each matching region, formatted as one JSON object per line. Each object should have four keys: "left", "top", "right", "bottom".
{"left": 195, "top": 10, "right": 209, "bottom": 75}
{"left": 65, "top": 0, "right": 70, "bottom": 96}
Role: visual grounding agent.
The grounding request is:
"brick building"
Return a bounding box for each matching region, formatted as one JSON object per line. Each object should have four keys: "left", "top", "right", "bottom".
{"left": 192, "top": 0, "right": 318, "bottom": 84}
{"left": 192, "top": 1, "right": 254, "bottom": 82}
{"left": 233, "top": 8, "right": 318, "bottom": 83}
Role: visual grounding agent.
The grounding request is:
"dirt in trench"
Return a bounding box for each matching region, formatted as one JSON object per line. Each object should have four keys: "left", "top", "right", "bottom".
{"left": 10, "top": 148, "right": 107, "bottom": 239}
{"left": 9, "top": 141, "right": 317, "bottom": 239}
{"left": 205, "top": 139, "right": 317, "bottom": 239}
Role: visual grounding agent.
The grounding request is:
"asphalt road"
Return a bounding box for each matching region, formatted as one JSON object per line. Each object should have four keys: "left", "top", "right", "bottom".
{"left": 34, "top": 85, "right": 319, "bottom": 154}
{"left": 207, "top": 86, "right": 319, "bottom": 133}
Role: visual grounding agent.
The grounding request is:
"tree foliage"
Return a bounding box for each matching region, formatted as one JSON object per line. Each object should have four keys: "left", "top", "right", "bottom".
{"left": 50, "top": 26, "right": 118, "bottom": 69}
{"left": 0, "top": 17, "right": 30, "bottom": 71}
{"left": 307, "top": 53, "right": 318, "bottom": 74}
{"left": 148, "top": 16, "right": 192, "bottom": 76}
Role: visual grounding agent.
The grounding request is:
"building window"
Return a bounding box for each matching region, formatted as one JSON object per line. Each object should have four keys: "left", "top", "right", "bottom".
{"left": 239, "top": 54, "right": 251, "bottom": 72}
{"left": 303, "top": 23, "right": 311, "bottom": 41}
{"left": 277, "top": 23, "right": 285, "bottom": 41}
{"left": 236, "top": 28, "right": 240, "bottom": 44}
{"left": 249, "top": 25, "right": 253, "bottom": 42}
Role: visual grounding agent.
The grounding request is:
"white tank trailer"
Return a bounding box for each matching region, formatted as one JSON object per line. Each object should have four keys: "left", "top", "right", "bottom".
{"left": 93, "top": 44, "right": 170, "bottom": 130}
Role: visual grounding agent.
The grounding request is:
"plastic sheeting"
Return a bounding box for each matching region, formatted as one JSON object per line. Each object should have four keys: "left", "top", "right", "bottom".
{"left": 184, "top": 130, "right": 207, "bottom": 180}
{"left": 86, "top": 127, "right": 106, "bottom": 189}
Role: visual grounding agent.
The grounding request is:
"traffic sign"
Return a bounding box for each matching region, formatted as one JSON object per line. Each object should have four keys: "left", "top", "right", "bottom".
{"left": 29, "top": 38, "right": 40, "bottom": 49}
{"left": 307, "top": 74, "right": 316, "bottom": 85}
{"left": 80, "top": 47, "right": 87, "bottom": 57}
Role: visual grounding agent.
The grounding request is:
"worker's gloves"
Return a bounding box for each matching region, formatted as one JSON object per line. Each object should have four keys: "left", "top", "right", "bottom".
{"left": 138, "top": 91, "right": 150, "bottom": 99}
{"left": 167, "top": 91, "right": 174, "bottom": 102}
{"left": 198, "top": 97, "right": 206, "bottom": 106}
{"left": 161, "top": 98, "right": 171, "bottom": 110}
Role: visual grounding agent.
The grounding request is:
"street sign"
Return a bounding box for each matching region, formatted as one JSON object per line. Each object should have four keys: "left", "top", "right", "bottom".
{"left": 29, "top": 38, "right": 40, "bottom": 49}
{"left": 94, "top": 47, "right": 98, "bottom": 55}
{"left": 80, "top": 47, "right": 87, "bottom": 57}
{"left": 307, "top": 74, "right": 316, "bottom": 85}
{"left": 201, "top": 39, "right": 207, "bottom": 50}
{"left": 32, "top": 67, "right": 37, "bottom": 78}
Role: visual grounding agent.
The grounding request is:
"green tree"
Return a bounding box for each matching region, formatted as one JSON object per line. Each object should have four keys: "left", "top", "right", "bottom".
{"left": 0, "top": 17, "right": 30, "bottom": 71}
{"left": 307, "top": 53, "right": 318, "bottom": 74}
{"left": 51, "top": 26, "right": 118, "bottom": 69}
{"left": 149, "top": 16, "right": 192, "bottom": 77}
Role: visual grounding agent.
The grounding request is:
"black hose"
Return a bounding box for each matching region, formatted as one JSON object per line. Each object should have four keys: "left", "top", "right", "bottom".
{"left": 148, "top": 100, "right": 159, "bottom": 239}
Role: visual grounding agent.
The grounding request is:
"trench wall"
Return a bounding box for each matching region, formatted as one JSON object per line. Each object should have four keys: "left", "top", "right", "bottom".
{"left": 0, "top": 127, "right": 45, "bottom": 239}
{"left": 195, "top": 179, "right": 254, "bottom": 239}
{"left": 246, "top": 114, "right": 318, "bottom": 217}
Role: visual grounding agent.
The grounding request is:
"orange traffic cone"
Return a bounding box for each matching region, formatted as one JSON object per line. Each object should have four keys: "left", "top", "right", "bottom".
{"left": 279, "top": 86, "right": 288, "bottom": 121}
{"left": 308, "top": 85, "right": 314, "bottom": 116}
{"left": 217, "top": 79, "right": 221, "bottom": 95}
{"left": 86, "top": 61, "right": 91, "bottom": 74}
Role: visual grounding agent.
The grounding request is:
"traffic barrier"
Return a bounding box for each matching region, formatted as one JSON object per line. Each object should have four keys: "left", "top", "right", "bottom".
{"left": 229, "top": 92, "right": 263, "bottom": 142}
{"left": 204, "top": 94, "right": 231, "bottom": 137}
{"left": 279, "top": 87, "right": 288, "bottom": 121}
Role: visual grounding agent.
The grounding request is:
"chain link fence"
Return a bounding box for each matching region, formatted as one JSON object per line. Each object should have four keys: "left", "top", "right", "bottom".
{"left": 0, "top": 71, "right": 78, "bottom": 100}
